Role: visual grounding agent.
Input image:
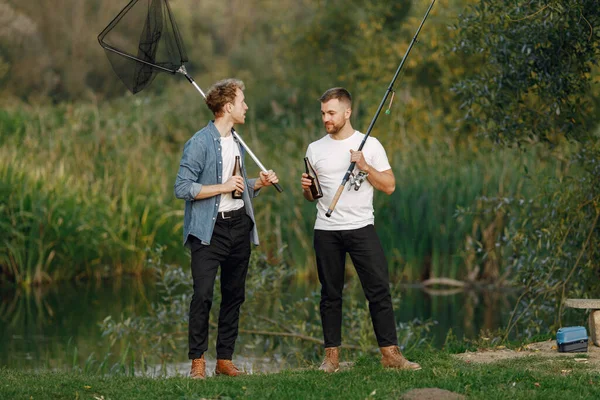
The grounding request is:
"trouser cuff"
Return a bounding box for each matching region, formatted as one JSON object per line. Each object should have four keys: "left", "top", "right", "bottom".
{"left": 188, "top": 352, "right": 204, "bottom": 360}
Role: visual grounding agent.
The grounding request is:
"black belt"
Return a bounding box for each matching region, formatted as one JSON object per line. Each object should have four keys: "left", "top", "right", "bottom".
{"left": 217, "top": 207, "right": 246, "bottom": 219}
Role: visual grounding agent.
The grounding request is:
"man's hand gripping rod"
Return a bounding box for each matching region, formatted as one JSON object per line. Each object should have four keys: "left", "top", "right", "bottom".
{"left": 179, "top": 67, "right": 283, "bottom": 193}
{"left": 325, "top": 0, "right": 435, "bottom": 217}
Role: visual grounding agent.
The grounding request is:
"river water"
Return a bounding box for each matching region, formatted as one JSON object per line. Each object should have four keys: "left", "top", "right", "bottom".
{"left": 0, "top": 277, "right": 520, "bottom": 375}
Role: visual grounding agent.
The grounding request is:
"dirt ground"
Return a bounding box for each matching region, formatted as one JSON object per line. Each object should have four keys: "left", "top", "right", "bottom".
{"left": 453, "top": 339, "right": 600, "bottom": 367}
{"left": 399, "top": 340, "right": 599, "bottom": 399}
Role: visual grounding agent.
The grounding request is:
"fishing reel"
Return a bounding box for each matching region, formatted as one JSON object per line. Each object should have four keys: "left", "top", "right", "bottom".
{"left": 348, "top": 170, "right": 369, "bottom": 191}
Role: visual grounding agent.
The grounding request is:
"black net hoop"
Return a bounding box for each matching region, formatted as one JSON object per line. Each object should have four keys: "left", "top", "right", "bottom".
{"left": 98, "top": 0, "right": 188, "bottom": 93}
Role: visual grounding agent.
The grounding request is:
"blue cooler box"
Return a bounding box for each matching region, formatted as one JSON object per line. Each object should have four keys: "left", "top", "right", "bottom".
{"left": 556, "top": 326, "right": 588, "bottom": 353}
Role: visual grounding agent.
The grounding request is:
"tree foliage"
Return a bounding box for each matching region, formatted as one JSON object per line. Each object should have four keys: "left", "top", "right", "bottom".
{"left": 452, "top": 0, "right": 600, "bottom": 337}
{"left": 452, "top": 0, "right": 600, "bottom": 144}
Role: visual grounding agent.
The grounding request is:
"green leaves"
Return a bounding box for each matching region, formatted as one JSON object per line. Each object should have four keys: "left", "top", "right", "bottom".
{"left": 452, "top": 0, "right": 600, "bottom": 144}
{"left": 451, "top": 0, "right": 600, "bottom": 340}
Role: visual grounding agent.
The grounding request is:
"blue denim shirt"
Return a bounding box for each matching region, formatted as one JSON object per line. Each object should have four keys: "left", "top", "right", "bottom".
{"left": 174, "top": 121, "right": 260, "bottom": 247}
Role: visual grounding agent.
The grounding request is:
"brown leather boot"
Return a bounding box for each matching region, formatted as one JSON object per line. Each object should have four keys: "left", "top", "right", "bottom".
{"left": 380, "top": 346, "right": 421, "bottom": 370}
{"left": 190, "top": 355, "right": 206, "bottom": 379}
{"left": 215, "top": 359, "right": 246, "bottom": 377}
{"left": 318, "top": 347, "right": 340, "bottom": 373}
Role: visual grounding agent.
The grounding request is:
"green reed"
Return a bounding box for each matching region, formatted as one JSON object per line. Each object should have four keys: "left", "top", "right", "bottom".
{"left": 247, "top": 130, "right": 563, "bottom": 282}
{"left": 374, "top": 139, "right": 555, "bottom": 282}
{"left": 0, "top": 93, "right": 566, "bottom": 285}
{"left": 0, "top": 99, "right": 187, "bottom": 284}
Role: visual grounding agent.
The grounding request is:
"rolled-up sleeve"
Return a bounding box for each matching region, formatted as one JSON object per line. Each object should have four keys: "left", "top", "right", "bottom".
{"left": 246, "top": 178, "right": 260, "bottom": 198}
{"left": 174, "top": 139, "right": 204, "bottom": 201}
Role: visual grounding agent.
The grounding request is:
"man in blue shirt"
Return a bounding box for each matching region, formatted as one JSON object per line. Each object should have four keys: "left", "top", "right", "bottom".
{"left": 174, "top": 78, "right": 278, "bottom": 379}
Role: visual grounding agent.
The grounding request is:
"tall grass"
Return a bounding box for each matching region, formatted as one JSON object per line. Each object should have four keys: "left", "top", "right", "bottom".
{"left": 0, "top": 99, "right": 187, "bottom": 284}
{"left": 251, "top": 131, "right": 565, "bottom": 282}
{"left": 0, "top": 92, "right": 567, "bottom": 285}
{"left": 376, "top": 139, "right": 560, "bottom": 282}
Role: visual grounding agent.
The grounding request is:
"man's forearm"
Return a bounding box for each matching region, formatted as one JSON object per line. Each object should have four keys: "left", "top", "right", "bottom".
{"left": 303, "top": 188, "right": 315, "bottom": 202}
{"left": 194, "top": 184, "right": 226, "bottom": 200}
{"left": 364, "top": 167, "right": 395, "bottom": 195}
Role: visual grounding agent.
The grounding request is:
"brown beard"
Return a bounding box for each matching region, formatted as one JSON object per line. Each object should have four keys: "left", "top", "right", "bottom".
{"left": 325, "top": 120, "right": 345, "bottom": 134}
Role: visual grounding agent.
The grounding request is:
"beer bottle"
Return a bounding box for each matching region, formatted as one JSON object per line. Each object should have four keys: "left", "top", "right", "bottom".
{"left": 232, "top": 155, "right": 243, "bottom": 199}
{"left": 304, "top": 157, "right": 323, "bottom": 199}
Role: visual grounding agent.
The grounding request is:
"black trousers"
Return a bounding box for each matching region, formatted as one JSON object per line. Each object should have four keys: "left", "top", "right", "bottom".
{"left": 314, "top": 224, "right": 398, "bottom": 348}
{"left": 188, "top": 213, "right": 253, "bottom": 360}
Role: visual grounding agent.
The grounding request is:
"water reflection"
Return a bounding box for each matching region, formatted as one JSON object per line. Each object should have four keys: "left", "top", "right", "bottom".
{"left": 0, "top": 278, "right": 518, "bottom": 372}
{"left": 287, "top": 281, "right": 516, "bottom": 347}
{"left": 397, "top": 286, "right": 513, "bottom": 345}
{"left": 0, "top": 279, "right": 157, "bottom": 370}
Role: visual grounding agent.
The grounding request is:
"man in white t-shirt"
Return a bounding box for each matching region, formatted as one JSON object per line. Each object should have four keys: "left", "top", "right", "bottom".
{"left": 175, "top": 79, "right": 279, "bottom": 379}
{"left": 301, "top": 87, "right": 421, "bottom": 372}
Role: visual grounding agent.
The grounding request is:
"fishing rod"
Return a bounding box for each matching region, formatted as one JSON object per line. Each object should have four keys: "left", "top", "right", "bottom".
{"left": 325, "top": 0, "right": 435, "bottom": 217}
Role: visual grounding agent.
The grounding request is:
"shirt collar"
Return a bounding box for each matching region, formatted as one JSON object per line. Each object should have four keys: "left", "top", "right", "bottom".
{"left": 207, "top": 120, "right": 222, "bottom": 141}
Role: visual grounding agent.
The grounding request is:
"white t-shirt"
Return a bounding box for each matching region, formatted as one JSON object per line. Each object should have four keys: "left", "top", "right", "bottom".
{"left": 219, "top": 134, "right": 245, "bottom": 212}
{"left": 306, "top": 131, "right": 392, "bottom": 230}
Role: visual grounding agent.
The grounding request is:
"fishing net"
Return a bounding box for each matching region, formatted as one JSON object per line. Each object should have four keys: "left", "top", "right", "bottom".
{"left": 98, "top": 0, "right": 284, "bottom": 193}
{"left": 98, "top": 0, "right": 188, "bottom": 93}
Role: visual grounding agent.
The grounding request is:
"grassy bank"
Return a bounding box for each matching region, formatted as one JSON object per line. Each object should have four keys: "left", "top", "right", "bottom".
{"left": 2, "top": 350, "right": 599, "bottom": 399}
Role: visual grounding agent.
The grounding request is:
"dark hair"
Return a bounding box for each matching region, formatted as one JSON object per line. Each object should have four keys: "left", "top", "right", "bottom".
{"left": 319, "top": 87, "right": 352, "bottom": 105}
{"left": 205, "top": 78, "right": 245, "bottom": 116}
